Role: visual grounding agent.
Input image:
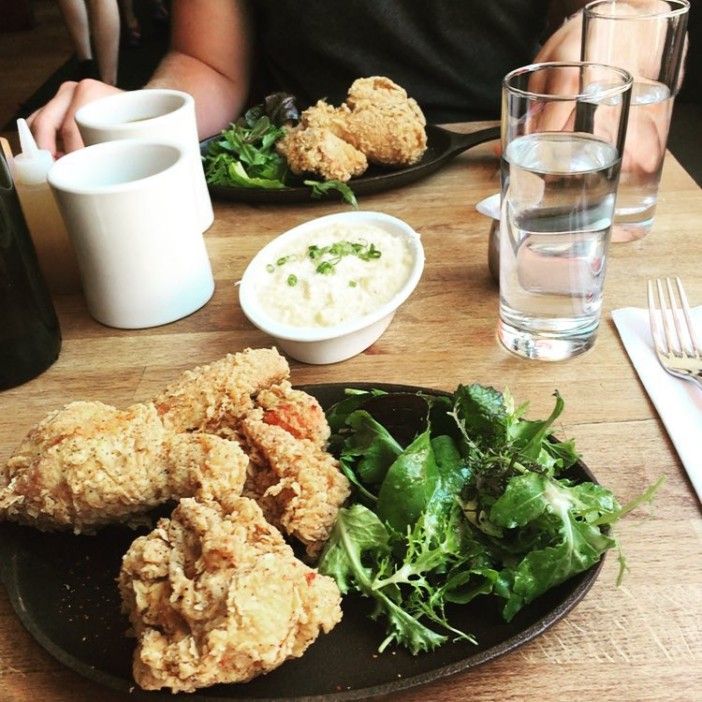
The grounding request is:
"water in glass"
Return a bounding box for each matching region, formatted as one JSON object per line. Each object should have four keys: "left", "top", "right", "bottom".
{"left": 498, "top": 131, "right": 620, "bottom": 360}
{"left": 613, "top": 80, "right": 673, "bottom": 239}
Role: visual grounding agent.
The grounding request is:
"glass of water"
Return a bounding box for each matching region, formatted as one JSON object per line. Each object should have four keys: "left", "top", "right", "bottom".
{"left": 582, "top": 0, "right": 689, "bottom": 242}
{"left": 498, "top": 62, "right": 632, "bottom": 362}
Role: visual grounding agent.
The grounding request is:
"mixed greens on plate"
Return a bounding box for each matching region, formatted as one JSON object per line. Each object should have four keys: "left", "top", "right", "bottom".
{"left": 202, "top": 93, "right": 358, "bottom": 206}
{"left": 318, "top": 384, "right": 661, "bottom": 654}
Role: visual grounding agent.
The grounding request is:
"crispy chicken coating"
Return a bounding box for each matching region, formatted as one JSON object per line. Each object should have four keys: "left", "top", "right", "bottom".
{"left": 0, "top": 401, "right": 247, "bottom": 532}
{"left": 239, "top": 409, "right": 350, "bottom": 558}
{"left": 1, "top": 346, "right": 346, "bottom": 562}
{"left": 153, "top": 347, "right": 289, "bottom": 438}
{"left": 298, "top": 99, "right": 352, "bottom": 135}
{"left": 255, "top": 380, "right": 330, "bottom": 448}
{"left": 342, "top": 76, "right": 427, "bottom": 166}
{"left": 166, "top": 433, "right": 248, "bottom": 511}
{"left": 276, "top": 77, "right": 427, "bottom": 178}
{"left": 276, "top": 125, "right": 367, "bottom": 182}
{"left": 119, "top": 497, "right": 342, "bottom": 693}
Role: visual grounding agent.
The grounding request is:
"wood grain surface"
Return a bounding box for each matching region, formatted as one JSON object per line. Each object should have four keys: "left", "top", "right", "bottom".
{"left": 0, "top": 124, "right": 700, "bottom": 702}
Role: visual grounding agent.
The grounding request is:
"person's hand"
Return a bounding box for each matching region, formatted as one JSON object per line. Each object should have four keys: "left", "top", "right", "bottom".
{"left": 534, "top": 10, "right": 582, "bottom": 65}
{"left": 488, "top": 12, "right": 583, "bottom": 158}
{"left": 532, "top": 5, "right": 683, "bottom": 178}
{"left": 525, "top": 12, "right": 584, "bottom": 134}
{"left": 27, "top": 79, "right": 123, "bottom": 157}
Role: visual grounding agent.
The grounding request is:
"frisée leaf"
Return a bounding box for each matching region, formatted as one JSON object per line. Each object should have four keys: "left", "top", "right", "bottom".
{"left": 318, "top": 505, "right": 452, "bottom": 653}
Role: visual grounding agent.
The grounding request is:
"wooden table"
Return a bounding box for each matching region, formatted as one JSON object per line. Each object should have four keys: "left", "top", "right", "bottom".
{"left": 1, "top": 124, "right": 700, "bottom": 702}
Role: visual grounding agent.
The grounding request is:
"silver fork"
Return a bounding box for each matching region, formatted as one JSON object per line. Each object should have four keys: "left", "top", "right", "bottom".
{"left": 647, "top": 276, "right": 702, "bottom": 389}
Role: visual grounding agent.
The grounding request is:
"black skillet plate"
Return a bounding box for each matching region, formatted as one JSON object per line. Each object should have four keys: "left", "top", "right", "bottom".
{"left": 200, "top": 124, "right": 500, "bottom": 203}
{"left": 0, "top": 383, "right": 604, "bottom": 701}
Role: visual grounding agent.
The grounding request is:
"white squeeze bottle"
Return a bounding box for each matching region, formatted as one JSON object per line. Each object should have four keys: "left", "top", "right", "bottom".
{"left": 12, "top": 119, "right": 81, "bottom": 293}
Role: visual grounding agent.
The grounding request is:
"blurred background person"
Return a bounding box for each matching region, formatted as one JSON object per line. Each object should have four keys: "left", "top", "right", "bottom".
{"left": 119, "top": 0, "right": 141, "bottom": 47}
{"left": 57, "top": 0, "right": 120, "bottom": 85}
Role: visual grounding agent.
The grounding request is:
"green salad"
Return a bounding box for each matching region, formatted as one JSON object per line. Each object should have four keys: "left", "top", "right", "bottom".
{"left": 203, "top": 92, "right": 358, "bottom": 206}
{"left": 318, "top": 384, "right": 661, "bottom": 654}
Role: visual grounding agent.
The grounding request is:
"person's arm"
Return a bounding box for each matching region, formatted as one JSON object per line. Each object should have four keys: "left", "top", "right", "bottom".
{"left": 537, "top": 1, "right": 590, "bottom": 64}
{"left": 147, "top": 0, "right": 253, "bottom": 138}
{"left": 29, "top": 0, "right": 253, "bottom": 155}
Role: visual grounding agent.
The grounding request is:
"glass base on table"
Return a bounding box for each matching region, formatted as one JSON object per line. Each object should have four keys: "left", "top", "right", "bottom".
{"left": 497, "top": 319, "right": 598, "bottom": 361}
{"left": 611, "top": 203, "right": 656, "bottom": 242}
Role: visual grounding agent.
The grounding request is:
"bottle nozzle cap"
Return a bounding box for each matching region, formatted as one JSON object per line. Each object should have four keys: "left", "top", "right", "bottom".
{"left": 14, "top": 118, "right": 55, "bottom": 185}
{"left": 17, "top": 119, "right": 40, "bottom": 157}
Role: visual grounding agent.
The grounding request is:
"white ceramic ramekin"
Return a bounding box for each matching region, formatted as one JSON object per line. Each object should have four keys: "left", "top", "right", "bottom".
{"left": 239, "top": 211, "right": 424, "bottom": 364}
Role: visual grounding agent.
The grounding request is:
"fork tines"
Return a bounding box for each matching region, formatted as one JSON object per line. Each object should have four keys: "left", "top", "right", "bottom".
{"left": 647, "top": 276, "right": 702, "bottom": 359}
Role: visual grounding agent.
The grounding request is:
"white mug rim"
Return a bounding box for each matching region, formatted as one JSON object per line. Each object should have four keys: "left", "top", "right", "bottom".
{"left": 48, "top": 140, "right": 187, "bottom": 195}
{"left": 75, "top": 89, "right": 193, "bottom": 132}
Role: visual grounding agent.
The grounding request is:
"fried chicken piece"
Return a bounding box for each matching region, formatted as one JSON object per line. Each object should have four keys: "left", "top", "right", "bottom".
{"left": 276, "top": 125, "right": 367, "bottom": 182}
{"left": 239, "top": 409, "right": 350, "bottom": 558}
{"left": 166, "top": 433, "right": 248, "bottom": 510}
{"left": 298, "top": 99, "right": 352, "bottom": 134}
{"left": 0, "top": 401, "right": 247, "bottom": 532}
{"left": 153, "top": 347, "right": 290, "bottom": 438}
{"left": 255, "top": 380, "right": 330, "bottom": 447}
{"left": 342, "top": 76, "right": 427, "bottom": 166}
{"left": 276, "top": 77, "right": 426, "bottom": 179}
{"left": 119, "top": 497, "right": 342, "bottom": 693}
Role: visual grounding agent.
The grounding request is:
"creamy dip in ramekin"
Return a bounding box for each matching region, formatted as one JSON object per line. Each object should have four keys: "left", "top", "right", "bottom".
{"left": 239, "top": 211, "right": 424, "bottom": 364}
{"left": 254, "top": 222, "right": 415, "bottom": 328}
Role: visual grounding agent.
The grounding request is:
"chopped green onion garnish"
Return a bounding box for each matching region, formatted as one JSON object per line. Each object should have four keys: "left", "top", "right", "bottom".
{"left": 316, "top": 261, "right": 335, "bottom": 275}
{"left": 305, "top": 240, "right": 382, "bottom": 276}
{"left": 287, "top": 274, "right": 298, "bottom": 287}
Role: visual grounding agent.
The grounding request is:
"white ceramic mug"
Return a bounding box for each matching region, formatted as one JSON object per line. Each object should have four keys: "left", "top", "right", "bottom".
{"left": 48, "top": 140, "right": 215, "bottom": 329}
{"left": 74, "top": 89, "right": 214, "bottom": 233}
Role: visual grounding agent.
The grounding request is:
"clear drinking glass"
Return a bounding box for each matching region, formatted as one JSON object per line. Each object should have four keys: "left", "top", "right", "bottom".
{"left": 498, "top": 62, "right": 632, "bottom": 361}
{"left": 582, "top": 0, "right": 689, "bottom": 242}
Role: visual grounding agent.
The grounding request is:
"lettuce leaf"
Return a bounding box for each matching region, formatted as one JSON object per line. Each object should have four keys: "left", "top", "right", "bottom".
{"left": 491, "top": 473, "right": 617, "bottom": 620}
{"left": 322, "top": 385, "right": 661, "bottom": 654}
{"left": 377, "top": 429, "right": 439, "bottom": 532}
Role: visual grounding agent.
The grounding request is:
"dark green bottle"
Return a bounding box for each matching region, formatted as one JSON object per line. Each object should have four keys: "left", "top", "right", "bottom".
{"left": 0, "top": 148, "right": 61, "bottom": 390}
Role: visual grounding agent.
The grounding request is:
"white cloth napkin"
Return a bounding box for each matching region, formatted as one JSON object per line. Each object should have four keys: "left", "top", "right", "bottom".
{"left": 612, "top": 307, "right": 702, "bottom": 501}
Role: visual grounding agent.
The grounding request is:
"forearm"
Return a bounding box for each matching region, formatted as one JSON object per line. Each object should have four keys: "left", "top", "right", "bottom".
{"left": 536, "top": 1, "right": 588, "bottom": 63}
{"left": 147, "top": 51, "right": 247, "bottom": 138}
{"left": 146, "top": 0, "right": 253, "bottom": 139}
